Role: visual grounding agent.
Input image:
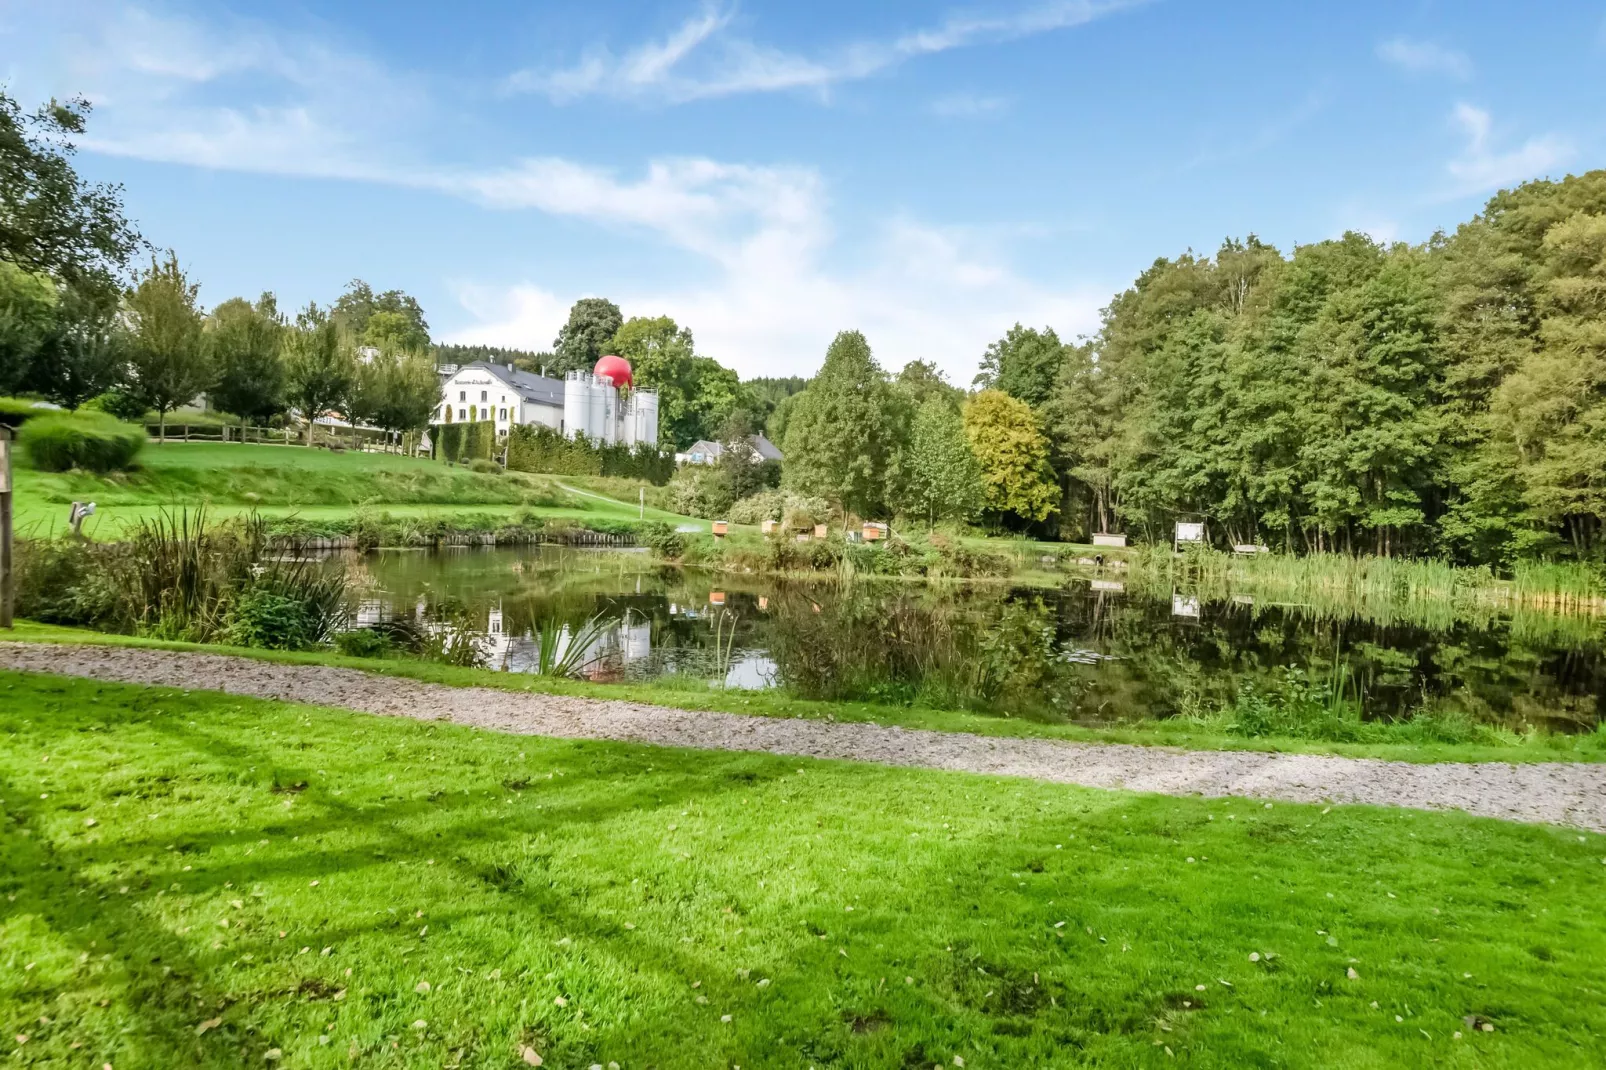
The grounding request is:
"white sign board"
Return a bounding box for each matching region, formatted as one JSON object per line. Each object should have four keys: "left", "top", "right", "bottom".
{"left": 1175, "top": 521, "right": 1205, "bottom": 544}
{"left": 0, "top": 439, "right": 9, "bottom": 493}
{"left": 1172, "top": 594, "right": 1200, "bottom": 618}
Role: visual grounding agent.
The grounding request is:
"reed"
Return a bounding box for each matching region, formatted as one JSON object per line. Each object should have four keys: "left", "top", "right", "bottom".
{"left": 1119, "top": 546, "right": 1606, "bottom": 624}
{"left": 534, "top": 612, "right": 615, "bottom": 678}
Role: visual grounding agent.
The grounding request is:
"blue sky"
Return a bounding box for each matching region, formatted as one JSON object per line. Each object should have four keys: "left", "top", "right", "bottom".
{"left": 6, "top": 1, "right": 1603, "bottom": 381}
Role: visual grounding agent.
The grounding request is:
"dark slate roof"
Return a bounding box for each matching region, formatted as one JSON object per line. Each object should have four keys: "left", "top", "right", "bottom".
{"left": 682, "top": 434, "right": 784, "bottom": 462}
{"left": 465, "top": 361, "right": 564, "bottom": 407}
{"left": 749, "top": 433, "right": 784, "bottom": 461}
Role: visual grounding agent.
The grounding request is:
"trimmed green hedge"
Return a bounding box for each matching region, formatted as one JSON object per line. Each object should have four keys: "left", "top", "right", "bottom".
{"left": 0, "top": 397, "right": 52, "bottom": 429}
{"left": 19, "top": 411, "right": 146, "bottom": 472}
{"left": 506, "top": 424, "right": 675, "bottom": 484}
{"left": 430, "top": 420, "right": 496, "bottom": 464}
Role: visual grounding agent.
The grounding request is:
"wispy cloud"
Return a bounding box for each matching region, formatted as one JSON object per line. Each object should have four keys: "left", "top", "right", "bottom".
{"left": 1376, "top": 37, "right": 1473, "bottom": 79}
{"left": 507, "top": 0, "right": 1142, "bottom": 104}
{"left": 930, "top": 92, "right": 1011, "bottom": 117}
{"left": 1445, "top": 102, "right": 1573, "bottom": 195}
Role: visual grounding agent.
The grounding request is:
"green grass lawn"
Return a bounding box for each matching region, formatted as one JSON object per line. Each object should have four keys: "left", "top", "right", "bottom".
{"left": 11, "top": 442, "right": 698, "bottom": 536}
{"left": 10, "top": 621, "right": 1606, "bottom": 765}
{"left": 2, "top": 672, "right": 1602, "bottom": 1068}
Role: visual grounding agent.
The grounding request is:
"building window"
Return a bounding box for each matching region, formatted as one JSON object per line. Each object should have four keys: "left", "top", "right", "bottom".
{"left": 459, "top": 408, "right": 466, "bottom": 420}
{"left": 458, "top": 390, "right": 465, "bottom": 402}
{"left": 499, "top": 408, "right": 508, "bottom": 421}
{"left": 480, "top": 390, "right": 488, "bottom": 402}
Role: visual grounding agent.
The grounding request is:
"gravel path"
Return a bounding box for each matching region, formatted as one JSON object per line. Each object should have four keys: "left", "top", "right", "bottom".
{"left": 5, "top": 641, "right": 1605, "bottom": 832}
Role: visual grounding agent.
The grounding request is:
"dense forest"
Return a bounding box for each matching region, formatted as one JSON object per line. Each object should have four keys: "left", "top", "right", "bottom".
{"left": 769, "top": 170, "right": 1606, "bottom": 567}
{"left": 1017, "top": 170, "right": 1606, "bottom": 566}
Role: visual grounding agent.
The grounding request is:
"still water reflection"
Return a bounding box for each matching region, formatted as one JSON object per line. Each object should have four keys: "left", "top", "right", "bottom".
{"left": 344, "top": 546, "right": 1606, "bottom": 732}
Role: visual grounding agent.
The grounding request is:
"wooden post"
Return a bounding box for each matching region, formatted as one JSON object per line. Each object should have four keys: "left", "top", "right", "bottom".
{"left": 1, "top": 426, "right": 12, "bottom": 629}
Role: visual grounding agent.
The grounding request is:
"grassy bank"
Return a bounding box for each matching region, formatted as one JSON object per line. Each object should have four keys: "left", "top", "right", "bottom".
{"left": 3, "top": 671, "right": 1602, "bottom": 1068}
{"left": 12, "top": 442, "right": 699, "bottom": 538}
{"left": 7, "top": 622, "right": 1604, "bottom": 763}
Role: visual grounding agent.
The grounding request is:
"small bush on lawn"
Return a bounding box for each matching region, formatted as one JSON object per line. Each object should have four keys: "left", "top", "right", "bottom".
{"left": 468, "top": 457, "right": 503, "bottom": 474}
{"left": 334, "top": 627, "right": 394, "bottom": 659}
{"left": 0, "top": 397, "right": 53, "bottom": 429}
{"left": 20, "top": 411, "right": 146, "bottom": 472}
{"left": 641, "top": 522, "right": 687, "bottom": 560}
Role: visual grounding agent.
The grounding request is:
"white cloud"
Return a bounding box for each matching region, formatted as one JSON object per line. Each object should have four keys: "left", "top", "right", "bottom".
{"left": 930, "top": 92, "right": 1011, "bottom": 117}
{"left": 1376, "top": 37, "right": 1472, "bottom": 79}
{"left": 12, "top": 2, "right": 1101, "bottom": 381}
{"left": 18, "top": 2, "right": 428, "bottom": 181}
{"left": 507, "top": 0, "right": 1142, "bottom": 104}
{"left": 1445, "top": 103, "right": 1573, "bottom": 195}
{"left": 442, "top": 208, "right": 1104, "bottom": 381}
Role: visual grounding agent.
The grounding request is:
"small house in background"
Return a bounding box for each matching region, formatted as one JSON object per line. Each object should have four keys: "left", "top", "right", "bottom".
{"left": 760, "top": 519, "right": 778, "bottom": 534}
{"left": 677, "top": 433, "right": 784, "bottom": 466}
{"left": 814, "top": 523, "right": 828, "bottom": 539}
{"left": 862, "top": 522, "right": 888, "bottom": 542}
{"left": 709, "top": 591, "right": 727, "bottom": 606}
{"left": 1092, "top": 532, "right": 1127, "bottom": 548}
{"left": 712, "top": 520, "right": 729, "bottom": 537}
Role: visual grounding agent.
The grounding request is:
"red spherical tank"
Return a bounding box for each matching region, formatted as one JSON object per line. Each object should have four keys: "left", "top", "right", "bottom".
{"left": 594, "top": 355, "right": 633, "bottom": 389}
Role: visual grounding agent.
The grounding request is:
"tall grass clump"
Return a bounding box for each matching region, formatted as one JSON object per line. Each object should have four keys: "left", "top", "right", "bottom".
{"left": 534, "top": 612, "right": 615, "bottom": 677}
{"left": 19, "top": 411, "right": 146, "bottom": 472}
{"left": 1125, "top": 545, "right": 1606, "bottom": 623}
{"left": 15, "top": 508, "right": 348, "bottom": 650}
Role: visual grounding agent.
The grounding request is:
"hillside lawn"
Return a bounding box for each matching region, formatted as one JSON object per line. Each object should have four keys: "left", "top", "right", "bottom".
{"left": 3, "top": 670, "right": 1603, "bottom": 1068}
{"left": 9, "top": 442, "right": 699, "bottom": 536}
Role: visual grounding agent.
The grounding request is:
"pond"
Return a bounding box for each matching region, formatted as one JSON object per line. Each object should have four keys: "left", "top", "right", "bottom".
{"left": 346, "top": 545, "right": 1606, "bottom": 732}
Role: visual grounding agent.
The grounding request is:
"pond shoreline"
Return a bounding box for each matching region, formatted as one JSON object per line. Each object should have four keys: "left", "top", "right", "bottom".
{"left": 4, "top": 640, "right": 1604, "bottom": 831}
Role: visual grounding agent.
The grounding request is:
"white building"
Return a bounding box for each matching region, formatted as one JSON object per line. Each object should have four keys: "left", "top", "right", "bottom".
{"left": 436, "top": 361, "right": 658, "bottom": 447}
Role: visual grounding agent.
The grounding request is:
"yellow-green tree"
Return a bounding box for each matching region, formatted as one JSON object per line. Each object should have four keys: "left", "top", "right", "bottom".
{"left": 963, "top": 389, "right": 1058, "bottom": 525}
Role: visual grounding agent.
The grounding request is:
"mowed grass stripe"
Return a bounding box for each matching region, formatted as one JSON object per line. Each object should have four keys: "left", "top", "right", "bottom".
{"left": 2, "top": 671, "right": 1603, "bottom": 1068}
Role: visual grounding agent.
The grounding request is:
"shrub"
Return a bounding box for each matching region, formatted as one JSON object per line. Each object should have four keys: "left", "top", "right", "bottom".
{"left": 641, "top": 522, "right": 687, "bottom": 560}
{"left": 468, "top": 457, "right": 503, "bottom": 474}
{"left": 334, "top": 627, "right": 394, "bottom": 659}
{"left": 81, "top": 390, "right": 151, "bottom": 422}
{"left": 729, "top": 490, "right": 786, "bottom": 525}
{"left": 0, "top": 397, "right": 53, "bottom": 429}
{"left": 669, "top": 465, "right": 736, "bottom": 518}
{"left": 20, "top": 411, "right": 146, "bottom": 472}
{"left": 14, "top": 538, "right": 128, "bottom": 630}
{"left": 729, "top": 490, "right": 830, "bottom": 527}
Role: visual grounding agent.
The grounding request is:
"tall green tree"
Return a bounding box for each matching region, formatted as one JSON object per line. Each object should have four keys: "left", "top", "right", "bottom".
{"left": 0, "top": 92, "right": 142, "bottom": 297}
{"left": 894, "top": 359, "right": 962, "bottom": 409}
{"left": 284, "top": 303, "right": 355, "bottom": 446}
{"left": 610, "top": 315, "right": 750, "bottom": 446}
{"left": 124, "top": 252, "right": 212, "bottom": 438}
{"left": 782, "top": 330, "right": 897, "bottom": 517}
{"left": 901, "top": 396, "right": 984, "bottom": 527}
{"left": 973, "top": 324, "right": 1068, "bottom": 407}
{"left": 32, "top": 284, "right": 125, "bottom": 409}
{"left": 209, "top": 294, "right": 286, "bottom": 428}
{"left": 552, "top": 297, "right": 623, "bottom": 375}
{"left": 963, "top": 390, "right": 1059, "bottom": 526}
{"left": 331, "top": 280, "right": 429, "bottom": 348}
{"left": 0, "top": 260, "right": 58, "bottom": 394}
{"left": 357, "top": 348, "right": 439, "bottom": 446}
